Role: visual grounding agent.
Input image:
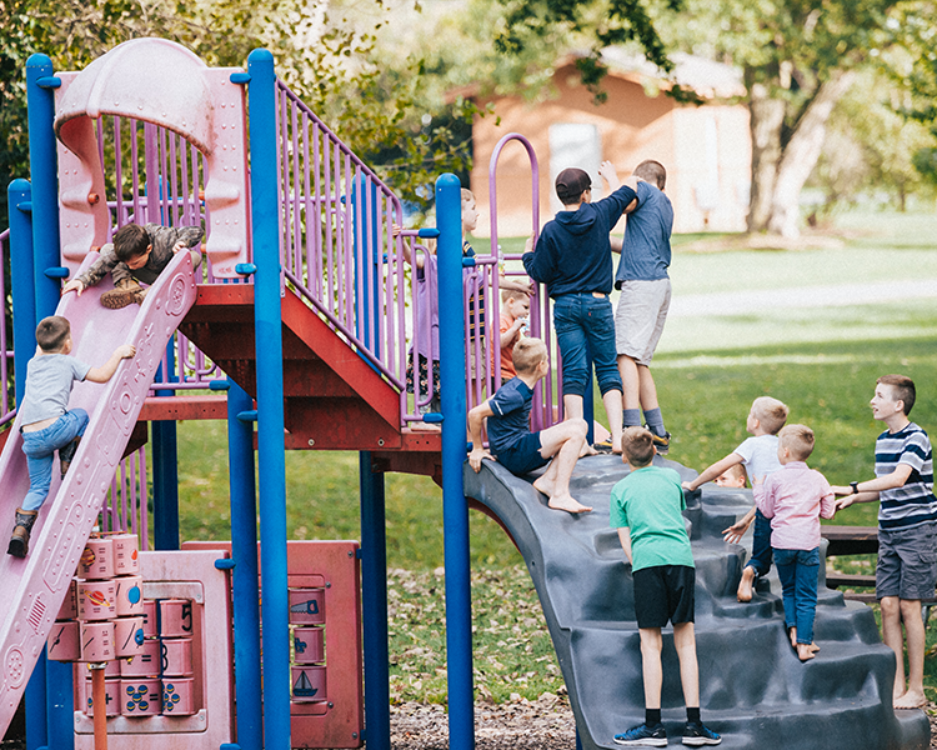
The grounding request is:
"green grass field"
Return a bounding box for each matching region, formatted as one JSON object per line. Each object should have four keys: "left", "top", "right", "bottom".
{"left": 166, "top": 209, "right": 937, "bottom": 702}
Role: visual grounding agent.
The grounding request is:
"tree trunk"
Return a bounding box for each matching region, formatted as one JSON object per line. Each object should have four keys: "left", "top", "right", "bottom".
{"left": 747, "top": 82, "right": 786, "bottom": 232}
{"left": 767, "top": 70, "right": 857, "bottom": 238}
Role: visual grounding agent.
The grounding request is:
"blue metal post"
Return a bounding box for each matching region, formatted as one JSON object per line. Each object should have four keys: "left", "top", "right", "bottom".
{"left": 351, "top": 175, "right": 381, "bottom": 355}
{"left": 247, "top": 48, "right": 291, "bottom": 750}
{"left": 152, "top": 340, "right": 180, "bottom": 551}
{"left": 436, "top": 173, "right": 474, "bottom": 750}
{"left": 359, "top": 452, "right": 389, "bottom": 750}
{"left": 26, "top": 54, "right": 61, "bottom": 322}
{"left": 26, "top": 55, "right": 73, "bottom": 750}
{"left": 9, "top": 179, "right": 46, "bottom": 750}
{"left": 227, "top": 382, "right": 263, "bottom": 749}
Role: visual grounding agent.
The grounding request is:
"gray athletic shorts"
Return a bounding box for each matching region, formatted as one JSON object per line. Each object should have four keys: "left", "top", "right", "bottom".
{"left": 876, "top": 522, "right": 937, "bottom": 600}
{"left": 615, "top": 279, "right": 671, "bottom": 366}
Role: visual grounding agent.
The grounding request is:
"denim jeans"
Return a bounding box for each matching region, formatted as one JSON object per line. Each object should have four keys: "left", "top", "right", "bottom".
{"left": 746, "top": 509, "right": 774, "bottom": 579}
{"left": 774, "top": 546, "right": 820, "bottom": 644}
{"left": 21, "top": 408, "right": 89, "bottom": 511}
{"left": 553, "top": 293, "right": 622, "bottom": 398}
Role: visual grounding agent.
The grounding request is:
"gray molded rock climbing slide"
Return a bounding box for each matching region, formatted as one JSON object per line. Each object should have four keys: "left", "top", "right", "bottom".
{"left": 463, "top": 454, "right": 930, "bottom": 750}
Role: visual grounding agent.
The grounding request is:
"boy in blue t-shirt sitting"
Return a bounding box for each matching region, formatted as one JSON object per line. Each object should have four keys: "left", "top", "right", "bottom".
{"left": 610, "top": 427, "right": 721, "bottom": 747}
{"left": 468, "top": 338, "right": 591, "bottom": 514}
{"left": 8, "top": 316, "right": 135, "bottom": 558}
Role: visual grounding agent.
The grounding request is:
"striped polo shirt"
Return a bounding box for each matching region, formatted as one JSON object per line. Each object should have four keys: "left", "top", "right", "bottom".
{"left": 876, "top": 422, "right": 937, "bottom": 530}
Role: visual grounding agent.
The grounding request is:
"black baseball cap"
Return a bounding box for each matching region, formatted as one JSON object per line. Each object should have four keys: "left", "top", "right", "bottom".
{"left": 555, "top": 168, "right": 592, "bottom": 204}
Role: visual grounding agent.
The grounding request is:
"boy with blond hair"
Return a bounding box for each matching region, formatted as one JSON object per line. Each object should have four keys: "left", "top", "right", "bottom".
{"left": 714, "top": 464, "right": 747, "bottom": 488}
{"left": 494, "top": 288, "right": 530, "bottom": 384}
{"left": 611, "top": 427, "right": 721, "bottom": 746}
{"left": 753, "top": 424, "right": 835, "bottom": 662}
{"left": 468, "top": 338, "right": 591, "bottom": 514}
{"left": 682, "top": 396, "right": 790, "bottom": 602}
{"left": 8, "top": 316, "right": 135, "bottom": 557}
{"left": 833, "top": 375, "right": 937, "bottom": 708}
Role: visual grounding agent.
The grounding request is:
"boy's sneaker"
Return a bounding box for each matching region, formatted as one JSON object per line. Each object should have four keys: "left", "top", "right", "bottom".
{"left": 682, "top": 721, "right": 722, "bottom": 746}
{"left": 613, "top": 723, "right": 667, "bottom": 746}
{"left": 101, "top": 280, "right": 146, "bottom": 309}
{"left": 648, "top": 429, "right": 671, "bottom": 455}
{"left": 592, "top": 438, "right": 615, "bottom": 454}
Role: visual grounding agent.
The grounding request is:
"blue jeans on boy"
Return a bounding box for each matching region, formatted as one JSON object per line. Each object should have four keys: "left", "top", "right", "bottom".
{"left": 774, "top": 547, "right": 820, "bottom": 644}
{"left": 745, "top": 509, "right": 774, "bottom": 581}
{"left": 553, "top": 293, "right": 622, "bottom": 398}
{"left": 21, "top": 409, "right": 89, "bottom": 512}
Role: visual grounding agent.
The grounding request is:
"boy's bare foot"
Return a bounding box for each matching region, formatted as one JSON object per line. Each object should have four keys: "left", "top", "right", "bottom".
{"left": 533, "top": 475, "right": 556, "bottom": 497}
{"left": 547, "top": 495, "right": 592, "bottom": 514}
{"left": 579, "top": 443, "right": 598, "bottom": 457}
{"left": 894, "top": 690, "right": 926, "bottom": 709}
{"left": 737, "top": 566, "right": 756, "bottom": 602}
{"left": 796, "top": 643, "right": 816, "bottom": 662}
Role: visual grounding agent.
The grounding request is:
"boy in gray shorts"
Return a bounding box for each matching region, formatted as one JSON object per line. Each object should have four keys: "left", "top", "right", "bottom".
{"left": 833, "top": 375, "right": 937, "bottom": 709}
{"left": 601, "top": 160, "right": 674, "bottom": 453}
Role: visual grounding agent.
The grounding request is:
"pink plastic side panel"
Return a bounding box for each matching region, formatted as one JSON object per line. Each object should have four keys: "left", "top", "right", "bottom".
{"left": 0, "top": 250, "right": 197, "bottom": 737}
{"left": 53, "top": 39, "right": 251, "bottom": 278}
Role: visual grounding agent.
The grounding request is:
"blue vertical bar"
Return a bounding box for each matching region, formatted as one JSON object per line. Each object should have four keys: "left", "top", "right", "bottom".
{"left": 359, "top": 451, "right": 389, "bottom": 750}
{"left": 26, "top": 54, "right": 61, "bottom": 322}
{"left": 153, "top": 340, "right": 180, "bottom": 550}
{"left": 436, "top": 173, "right": 474, "bottom": 750}
{"left": 227, "top": 382, "right": 263, "bottom": 749}
{"left": 247, "top": 48, "right": 291, "bottom": 750}
{"left": 8, "top": 179, "right": 35, "bottom": 406}
{"left": 26, "top": 54, "right": 73, "bottom": 750}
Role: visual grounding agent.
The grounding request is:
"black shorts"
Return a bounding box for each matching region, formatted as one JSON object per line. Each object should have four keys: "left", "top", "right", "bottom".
{"left": 495, "top": 431, "right": 550, "bottom": 475}
{"left": 633, "top": 565, "right": 696, "bottom": 629}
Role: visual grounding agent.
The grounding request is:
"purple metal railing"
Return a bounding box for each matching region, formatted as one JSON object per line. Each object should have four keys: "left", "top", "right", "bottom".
{"left": 0, "top": 230, "right": 13, "bottom": 428}
{"left": 98, "top": 449, "right": 151, "bottom": 549}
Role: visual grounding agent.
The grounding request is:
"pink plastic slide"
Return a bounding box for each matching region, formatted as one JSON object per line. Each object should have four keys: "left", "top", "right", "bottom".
{"left": 0, "top": 249, "right": 197, "bottom": 735}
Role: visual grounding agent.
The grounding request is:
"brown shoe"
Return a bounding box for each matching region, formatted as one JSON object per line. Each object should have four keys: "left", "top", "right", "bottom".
{"left": 101, "top": 280, "right": 145, "bottom": 309}
{"left": 8, "top": 508, "right": 38, "bottom": 558}
{"left": 60, "top": 436, "right": 81, "bottom": 478}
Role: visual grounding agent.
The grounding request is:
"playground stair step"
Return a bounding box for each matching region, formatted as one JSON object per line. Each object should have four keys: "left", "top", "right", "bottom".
{"left": 180, "top": 284, "right": 421, "bottom": 452}
{"left": 463, "top": 454, "right": 930, "bottom": 750}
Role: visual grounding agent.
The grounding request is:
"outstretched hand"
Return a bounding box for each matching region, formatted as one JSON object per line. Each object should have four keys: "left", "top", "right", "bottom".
{"left": 835, "top": 495, "right": 856, "bottom": 512}
{"left": 62, "top": 279, "right": 85, "bottom": 297}
{"left": 468, "top": 447, "right": 493, "bottom": 473}
{"left": 722, "top": 517, "right": 752, "bottom": 545}
{"left": 115, "top": 344, "right": 136, "bottom": 360}
{"left": 598, "top": 160, "right": 621, "bottom": 190}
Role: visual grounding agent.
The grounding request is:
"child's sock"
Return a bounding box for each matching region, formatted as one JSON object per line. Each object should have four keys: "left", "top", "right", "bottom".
{"left": 623, "top": 409, "right": 642, "bottom": 428}
{"left": 686, "top": 707, "right": 701, "bottom": 724}
{"left": 643, "top": 407, "right": 666, "bottom": 437}
{"left": 646, "top": 708, "right": 662, "bottom": 726}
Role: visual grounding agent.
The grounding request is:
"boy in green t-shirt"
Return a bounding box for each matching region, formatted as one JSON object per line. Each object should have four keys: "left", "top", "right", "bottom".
{"left": 610, "top": 427, "right": 721, "bottom": 747}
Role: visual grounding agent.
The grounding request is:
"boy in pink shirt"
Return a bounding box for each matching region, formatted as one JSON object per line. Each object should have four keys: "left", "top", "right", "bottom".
{"left": 753, "top": 424, "right": 836, "bottom": 661}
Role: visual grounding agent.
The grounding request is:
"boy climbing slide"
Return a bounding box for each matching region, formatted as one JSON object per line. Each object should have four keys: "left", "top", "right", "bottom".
{"left": 8, "top": 316, "right": 135, "bottom": 558}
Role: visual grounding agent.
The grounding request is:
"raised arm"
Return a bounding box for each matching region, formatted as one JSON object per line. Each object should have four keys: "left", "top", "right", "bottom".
{"left": 85, "top": 344, "right": 136, "bottom": 384}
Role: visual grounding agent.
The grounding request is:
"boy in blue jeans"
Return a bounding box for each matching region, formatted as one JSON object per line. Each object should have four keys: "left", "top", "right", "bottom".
{"left": 468, "top": 338, "right": 591, "bottom": 514}
{"left": 833, "top": 375, "right": 937, "bottom": 708}
{"left": 682, "top": 396, "right": 789, "bottom": 602}
{"left": 522, "top": 167, "right": 638, "bottom": 454}
{"left": 7, "top": 316, "right": 135, "bottom": 557}
{"left": 611, "top": 427, "right": 721, "bottom": 746}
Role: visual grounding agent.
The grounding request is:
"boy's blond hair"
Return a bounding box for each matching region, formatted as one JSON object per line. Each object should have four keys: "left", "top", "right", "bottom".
{"left": 621, "top": 426, "right": 655, "bottom": 467}
{"left": 877, "top": 374, "right": 916, "bottom": 416}
{"left": 718, "top": 463, "right": 747, "bottom": 486}
{"left": 634, "top": 160, "right": 667, "bottom": 190}
{"left": 501, "top": 288, "right": 527, "bottom": 305}
{"left": 513, "top": 338, "right": 546, "bottom": 375}
{"left": 752, "top": 396, "right": 789, "bottom": 435}
{"left": 779, "top": 424, "right": 815, "bottom": 462}
{"left": 36, "top": 316, "right": 71, "bottom": 353}
{"left": 461, "top": 188, "right": 475, "bottom": 205}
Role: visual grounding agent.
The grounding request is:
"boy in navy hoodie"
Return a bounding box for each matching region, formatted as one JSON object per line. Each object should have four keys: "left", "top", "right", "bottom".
{"left": 523, "top": 165, "right": 637, "bottom": 454}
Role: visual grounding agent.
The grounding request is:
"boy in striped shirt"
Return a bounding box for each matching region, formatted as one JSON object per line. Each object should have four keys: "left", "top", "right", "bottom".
{"left": 833, "top": 374, "right": 936, "bottom": 709}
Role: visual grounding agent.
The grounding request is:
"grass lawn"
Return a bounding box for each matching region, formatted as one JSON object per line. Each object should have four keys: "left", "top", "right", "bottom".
{"left": 166, "top": 208, "right": 937, "bottom": 703}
